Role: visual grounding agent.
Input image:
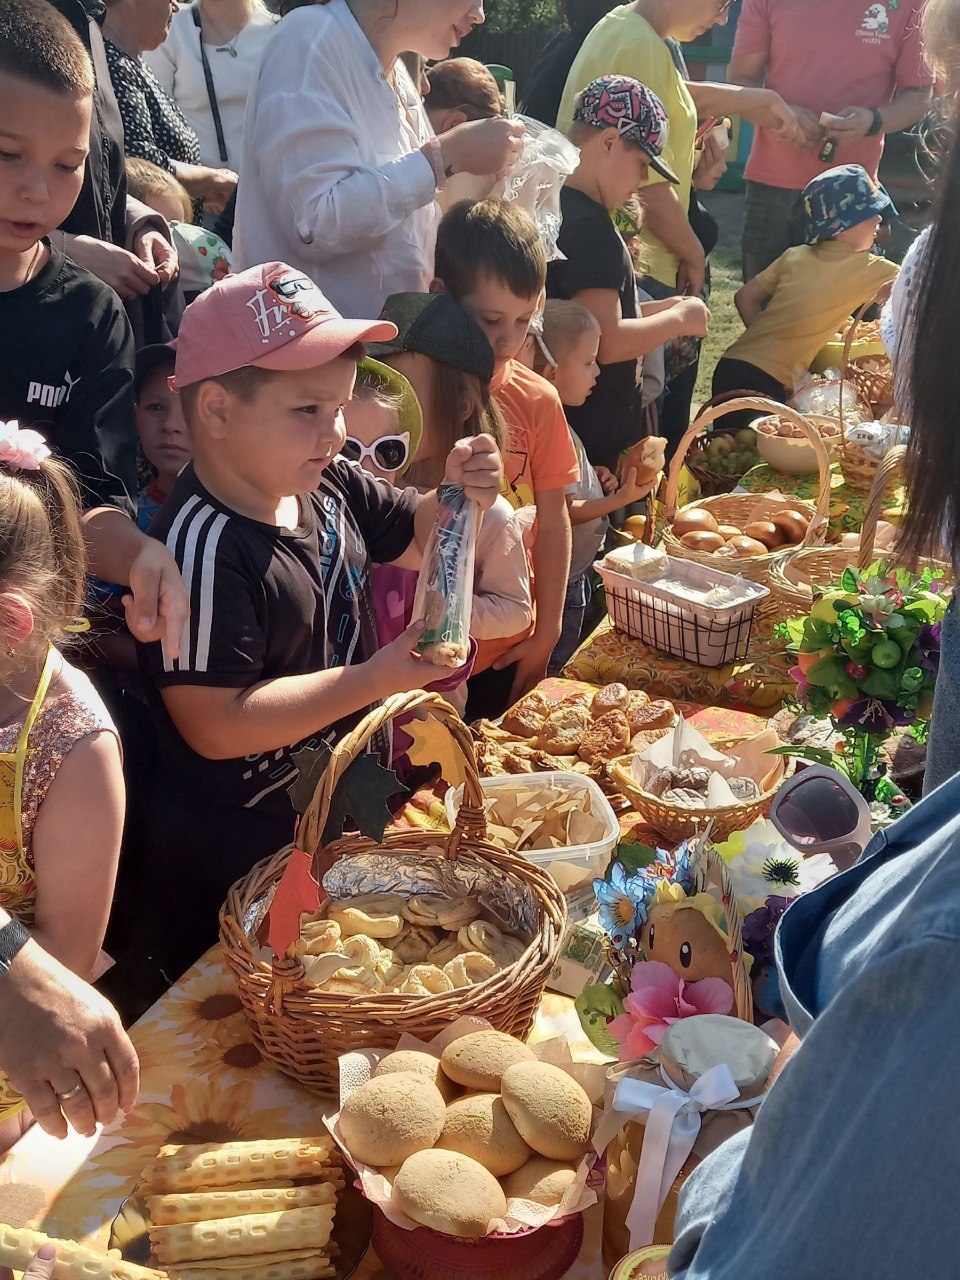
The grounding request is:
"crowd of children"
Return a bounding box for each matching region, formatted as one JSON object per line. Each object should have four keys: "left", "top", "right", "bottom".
{"left": 0, "top": 0, "right": 910, "bottom": 1138}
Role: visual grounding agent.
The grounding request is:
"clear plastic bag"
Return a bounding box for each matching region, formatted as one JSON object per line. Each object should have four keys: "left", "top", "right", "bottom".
{"left": 790, "top": 366, "right": 870, "bottom": 423}
{"left": 490, "top": 115, "right": 581, "bottom": 262}
{"left": 412, "top": 484, "right": 478, "bottom": 668}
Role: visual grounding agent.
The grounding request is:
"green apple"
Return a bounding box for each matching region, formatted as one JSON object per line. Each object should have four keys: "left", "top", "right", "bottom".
{"left": 735, "top": 428, "right": 757, "bottom": 447}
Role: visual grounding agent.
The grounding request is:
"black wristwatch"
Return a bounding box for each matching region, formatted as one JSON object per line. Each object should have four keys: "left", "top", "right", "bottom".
{"left": 866, "top": 107, "right": 884, "bottom": 137}
{"left": 0, "top": 917, "right": 30, "bottom": 977}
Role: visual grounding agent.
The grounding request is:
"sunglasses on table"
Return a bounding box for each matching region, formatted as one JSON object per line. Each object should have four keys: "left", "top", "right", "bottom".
{"left": 341, "top": 431, "right": 411, "bottom": 473}
{"left": 769, "top": 765, "right": 875, "bottom": 872}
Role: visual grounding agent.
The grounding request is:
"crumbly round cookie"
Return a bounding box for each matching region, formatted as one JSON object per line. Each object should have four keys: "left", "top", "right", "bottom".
{"left": 439, "top": 1030, "right": 537, "bottom": 1091}
{"left": 393, "top": 1149, "right": 506, "bottom": 1238}
{"left": 501, "top": 1156, "right": 579, "bottom": 1207}
{"left": 338, "top": 1071, "right": 445, "bottom": 1167}
{"left": 374, "top": 1049, "right": 459, "bottom": 1103}
{"left": 500, "top": 1061, "right": 592, "bottom": 1161}
{"left": 435, "top": 1092, "right": 531, "bottom": 1176}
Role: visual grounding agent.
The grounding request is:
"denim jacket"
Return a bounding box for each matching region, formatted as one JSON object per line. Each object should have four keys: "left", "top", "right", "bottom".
{"left": 669, "top": 771, "right": 960, "bottom": 1278}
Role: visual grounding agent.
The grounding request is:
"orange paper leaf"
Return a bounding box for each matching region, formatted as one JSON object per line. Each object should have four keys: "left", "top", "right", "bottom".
{"left": 266, "top": 847, "right": 320, "bottom": 959}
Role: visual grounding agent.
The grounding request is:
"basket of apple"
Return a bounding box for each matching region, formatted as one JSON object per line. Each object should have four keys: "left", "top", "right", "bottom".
{"left": 686, "top": 426, "right": 760, "bottom": 496}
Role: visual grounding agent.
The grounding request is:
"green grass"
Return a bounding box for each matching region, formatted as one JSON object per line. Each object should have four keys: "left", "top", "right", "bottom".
{"left": 695, "top": 246, "right": 743, "bottom": 409}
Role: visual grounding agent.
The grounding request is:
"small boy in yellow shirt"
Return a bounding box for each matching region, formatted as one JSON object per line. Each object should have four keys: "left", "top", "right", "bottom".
{"left": 713, "top": 165, "right": 898, "bottom": 412}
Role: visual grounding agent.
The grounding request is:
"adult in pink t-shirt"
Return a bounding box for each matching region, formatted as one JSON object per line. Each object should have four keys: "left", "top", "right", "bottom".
{"left": 730, "top": 0, "right": 933, "bottom": 279}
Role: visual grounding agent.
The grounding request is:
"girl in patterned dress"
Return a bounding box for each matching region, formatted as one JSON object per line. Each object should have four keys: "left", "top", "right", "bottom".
{"left": 0, "top": 427, "right": 123, "bottom": 1152}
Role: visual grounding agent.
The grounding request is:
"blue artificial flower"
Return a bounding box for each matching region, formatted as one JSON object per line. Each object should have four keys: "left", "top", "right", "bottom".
{"left": 594, "top": 863, "right": 648, "bottom": 947}
{"left": 741, "top": 894, "right": 792, "bottom": 967}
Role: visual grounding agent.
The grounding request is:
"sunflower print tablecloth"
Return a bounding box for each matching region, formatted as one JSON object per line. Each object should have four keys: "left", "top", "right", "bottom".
{"left": 0, "top": 947, "right": 612, "bottom": 1279}
{"left": 736, "top": 461, "right": 905, "bottom": 538}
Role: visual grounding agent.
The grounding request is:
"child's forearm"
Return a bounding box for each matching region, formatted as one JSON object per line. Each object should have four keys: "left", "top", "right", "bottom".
{"left": 530, "top": 508, "right": 571, "bottom": 651}
{"left": 601, "top": 311, "right": 688, "bottom": 364}
{"left": 570, "top": 493, "right": 628, "bottom": 524}
{"left": 81, "top": 507, "right": 148, "bottom": 584}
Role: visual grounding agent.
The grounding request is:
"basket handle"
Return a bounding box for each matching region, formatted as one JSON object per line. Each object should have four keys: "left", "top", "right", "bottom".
{"left": 857, "top": 443, "right": 906, "bottom": 570}
{"left": 838, "top": 300, "right": 873, "bottom": 430}
{"left": 296, "top": 691, "right": 486, "bottom": 859}
{"left": 662, "top": 396, "right": 832, "bottom": 545}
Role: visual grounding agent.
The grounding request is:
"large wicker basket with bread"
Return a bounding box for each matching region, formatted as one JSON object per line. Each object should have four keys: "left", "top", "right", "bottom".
{"left": 220, "top": 692, "right": 567, "bottom": 1094}
{"left": 659, "top": 398, "right": 832, "bottom": 606}
{"left": 837, "top": 304, "right": 900, "bottom": 493}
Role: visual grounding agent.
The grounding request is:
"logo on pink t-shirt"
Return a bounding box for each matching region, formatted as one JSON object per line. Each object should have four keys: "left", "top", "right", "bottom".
{"left": 859, "top": 4, "right": 891, "bottom": 43}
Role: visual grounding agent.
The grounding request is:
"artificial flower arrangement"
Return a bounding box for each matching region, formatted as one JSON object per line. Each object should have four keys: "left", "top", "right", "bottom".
{"left": 777, "top": 560, "right": 947, "bottom": 806}
{"left": 576, "top": 840, "right": 753, "bottom": 1060}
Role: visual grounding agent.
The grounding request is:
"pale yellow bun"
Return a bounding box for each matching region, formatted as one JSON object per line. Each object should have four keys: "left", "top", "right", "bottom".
{"left": 435, "top": 1093, "right": 531, "bottom": 1177}
{"left": 500, "top": 1062, "right": 592, "bottom": 1161}
{"left": 393, "top": 1149, "right": 506, "bottom": 1238}
{"left": 374, "top": 1049, "right": 459, "bottom": 1102}
{"left": 501, "top": 1156, "right": 579, "bottom": 1206}
{"left": 338, "top": 1072, "right": 445, "bottom": 1167}
{"left": 440, "top": 1030, "right": 536, "bottom": 1091}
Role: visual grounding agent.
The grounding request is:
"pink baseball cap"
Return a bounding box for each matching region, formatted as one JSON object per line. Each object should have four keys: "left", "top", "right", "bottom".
{"left": 171, "top": 262, "right": 399, "bottom": 390}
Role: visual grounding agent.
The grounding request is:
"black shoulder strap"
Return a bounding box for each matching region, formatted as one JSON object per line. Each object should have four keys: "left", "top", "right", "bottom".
{"left": 192, "top": 6, "right": 229, "bottom": 164}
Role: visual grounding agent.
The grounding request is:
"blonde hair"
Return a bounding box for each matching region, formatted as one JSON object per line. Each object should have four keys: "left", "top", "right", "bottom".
{"left": 125, "top": 156, "right": 192, "bottom": 222}
{"left": 533, "top": 300, "right": 600, "bottom": 376}
{"left": 0, "top": 456, "right": 86, "bottom": 668}
{"left": 924, "top": 0, "right": 960, "bottom": 78}
{"left": 353, "top": 365, "right": 405, "bottom": 419}
{"left": 405, "top": 363, "right": 507, "bottom": 490}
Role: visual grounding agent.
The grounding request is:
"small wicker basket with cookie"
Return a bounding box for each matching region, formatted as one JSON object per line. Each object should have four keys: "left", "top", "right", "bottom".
{"left": 220, "top": 693, "right": 567, "bottom": 1093}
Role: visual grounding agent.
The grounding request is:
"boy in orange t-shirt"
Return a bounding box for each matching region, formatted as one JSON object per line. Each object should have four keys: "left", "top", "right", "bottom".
{"left": 433, "top": 199, "right": 580, "bottom": 716}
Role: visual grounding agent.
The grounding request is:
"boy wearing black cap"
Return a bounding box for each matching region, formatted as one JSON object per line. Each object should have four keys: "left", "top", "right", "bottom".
{"left": 133, "top": 345, "right": 192, "bottom": 531}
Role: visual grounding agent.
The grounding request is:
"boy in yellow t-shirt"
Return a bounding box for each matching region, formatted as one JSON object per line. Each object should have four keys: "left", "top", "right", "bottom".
{"left": 713, "top": 165, "right": 898, "bottom": 412}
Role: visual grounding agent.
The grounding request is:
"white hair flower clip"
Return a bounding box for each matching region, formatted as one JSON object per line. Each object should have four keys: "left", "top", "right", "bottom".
{"left": 0, "top": 421, "right": 52, "bottom": 471}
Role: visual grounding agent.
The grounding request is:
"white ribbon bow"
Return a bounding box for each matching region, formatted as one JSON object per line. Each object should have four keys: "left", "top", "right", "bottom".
{"left": 611, "top": 1064, "right": 765, "bottom": 1250}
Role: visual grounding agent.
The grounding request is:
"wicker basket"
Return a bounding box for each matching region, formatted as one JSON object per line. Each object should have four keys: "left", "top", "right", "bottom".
{"left": 606, "top": 753, "right": 796, "bottom": 846}
{"left": 768, "top": 446, "right": 955, "bottom": 623}
{"left": 660, "top": 397, "right": 832, "bottom": 606}
{"left": 219, "top": 692, "right": 568, "bottom": 1093}
{"left": 837, "top": 304, "right": 899, "bottom": 493}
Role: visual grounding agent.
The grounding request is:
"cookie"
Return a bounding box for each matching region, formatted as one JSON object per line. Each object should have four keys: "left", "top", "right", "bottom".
{"left": 457, "top": 921, "right": 526, "bottom": 967}
{"left": 499, "top": 1062, "right": 592, "bottom": 1161}
{"left": 729, "top": 776, "right": 761, "bottom": 800}
{"left": 392, "top": 925, "right": 440, "bottom": 965}
{"left": 538, "top": 702, "right": 591, "bottom": 754}
{"left": 443, "top": 951, "right": 498, "bottom": 989}
{"left": 328, "top": 893, "right": 405, "bottom": 940}
{"left": 578, "top": 710, "right": 631, "bottom": 765}
{"left": 393, "top": 1149, "right": 506, "bottom": 1238}
{"left": 436, "top": 1093, "right": 531, "bottom": 1176}
{"left": 397, "top": 964, "right": 454, "bottom": 996}
{"left": 401, "top": 893, "right": 479, "bottom": 931}
{"left": 629, "top": 699, "right": 676, "bottom": 733}
{"left": 501, "top": 1156, "right": 579, "bottom": 1207}
{"left": 338, "top": 1072, "right": 445, "bottom": 1167}
{"left": 502, "top": 691, "right": 551, "bottom": 739}
{"left": 590, "top": 682, "right": 630, "bottom": 718}
{"left": 440, "top": 1030, "right": 536, "bottom": 1091}
{"left": 374, "top": 1050, "right": 459, "bottom": 1103}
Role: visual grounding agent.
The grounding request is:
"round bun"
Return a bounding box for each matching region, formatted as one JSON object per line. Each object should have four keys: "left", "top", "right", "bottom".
{"left": 501, "top": 1157, "right": 579, "bottom": 1207}
{"left": 436, "top": 1093, "right": 531, "bottom": 1177}
{"left": 629, "top": 698, "right": 675, "bottom": 733}
{"left": 393, "top": 1149, "right": 506, "bottom": 1238}
{"left": 717, "top": 524, "right": 742, "bottom": 540}
{"left": 374, "top": 1049, "right": 458, "bottom": 1102}
{"left": 440, "top": 1030, "right": 536, "bottom": 1091}
{"left": 338, "top": 1072, "right": 445, "bottom": 1167}
{"left": 771, "top": 509, "right": 809, "bottom": 545}
{"left": 727, "top": 535, "right": 769, "bottom": 558}
{"left": 744, "top": 520, "right": 784, "bottom": 550}
{"left": 591, "top": 682, "right": 630, "bottom": 718}
{"left": 680, "top": 530, "right": 725, "bottom": 553}
{"left": 673, "top": 509, "right": 719, "bottom": 538}
{"left": 500, "top": 1062, "right": 592, "bottom": 1161}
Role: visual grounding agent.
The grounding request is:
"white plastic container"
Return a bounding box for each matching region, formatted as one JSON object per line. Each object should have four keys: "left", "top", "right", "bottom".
{"left": 444, "top": 771, "right": 619, "bottom": 888}
{"left": 596, "top": 553, "right": 769, "bottom": 667}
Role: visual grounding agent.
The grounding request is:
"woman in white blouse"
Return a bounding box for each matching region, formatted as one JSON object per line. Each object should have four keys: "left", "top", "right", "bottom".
{"left": 143, "top": 0, "right": 277, "bottom": 174}
{"left": 233, "top": 0, "right": 524, "bottom": 319}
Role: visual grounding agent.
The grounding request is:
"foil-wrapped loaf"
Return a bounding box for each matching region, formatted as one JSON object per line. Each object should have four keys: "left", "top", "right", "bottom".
{"left": 413, "top": 483, "right": 478, "bottom": 668}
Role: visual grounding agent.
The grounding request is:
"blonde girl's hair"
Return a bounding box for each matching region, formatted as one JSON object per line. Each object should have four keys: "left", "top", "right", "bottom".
{"left": 532, "top": 299, "right": 601, "bottom": 376}
{"left": 0, "top": 456, "right": 86, "bottom": 666}
{"left": 404, "top": 362, "right": 508, "bottom": 490}
{"left": 923, "top": 0, "right": 960, "bottom": 79}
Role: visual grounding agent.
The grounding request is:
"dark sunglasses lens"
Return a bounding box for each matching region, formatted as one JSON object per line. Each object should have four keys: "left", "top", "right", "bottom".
{"left": 375, "top": 438, "right": 408, "bottom": 471}
{"left": 340, "top": 438, "right": 362, "bottom": 462}
{"left": 777, "top": 776, "right": 862, "bottom": 845}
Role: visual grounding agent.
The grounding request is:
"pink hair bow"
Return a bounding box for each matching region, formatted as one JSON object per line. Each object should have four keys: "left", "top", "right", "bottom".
{"left": 0, "top": 421, "right": 52, "bottom": 471}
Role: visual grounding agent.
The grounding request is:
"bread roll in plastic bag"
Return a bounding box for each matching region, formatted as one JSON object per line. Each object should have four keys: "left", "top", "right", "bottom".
{"left": 412, "top": 484, "right": 478, "bottom": 668}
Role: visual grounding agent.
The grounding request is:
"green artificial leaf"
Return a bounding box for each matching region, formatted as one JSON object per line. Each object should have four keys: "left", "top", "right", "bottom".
{"left": 806, "top": 655, "right": 849, "bottom": 689}
{"left": 779, "top": 617, "right": 807, "bottom": 649}
{"left": 902, "top": 666, "right": 924, "bottom": 694}
{"left": 769, "top": 743, "right": 843, "bottom": 770}
{"left": 861, "top": 668, "right": 901, "bottom": 700}
{"left": 287, "top": 744, "right": 409, "bottom": 843}
{"left": 613, "top": 841, "right": 658, "bottom": 878}
{"left": 575, "top": 983, "right": 624, "bottom": 1060}
{"left": 840, "top": 566, "right": 860, "bottom": 594}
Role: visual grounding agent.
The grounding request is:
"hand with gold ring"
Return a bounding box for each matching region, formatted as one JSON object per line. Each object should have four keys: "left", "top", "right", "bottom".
{"left": 55, "top": 1081, "right": 85, "bottom": 1103}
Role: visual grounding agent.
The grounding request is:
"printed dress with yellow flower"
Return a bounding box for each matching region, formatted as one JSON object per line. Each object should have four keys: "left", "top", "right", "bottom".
{"left": 0, "top": 648, "right": 117, "bottom": 1120}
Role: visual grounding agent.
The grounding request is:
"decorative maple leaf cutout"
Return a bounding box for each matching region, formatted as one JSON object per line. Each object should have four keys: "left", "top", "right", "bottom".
{"left": 265, "top": 847, "right": 319, "bottom": 959}
{"left": 403, "top": 714, "right": 469, "bottom": 791}
{"left": 287, "top": 743, "right": 408, "bottom": 845}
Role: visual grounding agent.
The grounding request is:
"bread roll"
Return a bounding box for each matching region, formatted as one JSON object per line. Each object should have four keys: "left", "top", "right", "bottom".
{"left": 672, "top": 509, "right": 719, "bottom": 537}
{"left": 374, "top": 1049, "right": 458, "bottom": 1102}
{"left": 393, "top": 1149, "right": 506, "bottom": 1238}
{"left": 501, "top": 1157, "right": 579, "bottom": 1207}
{"left": 436, "top": 1093, "right": 531, "bottom": 1177}
{"left": 439, "top": 1030, "right": 536, "bottom": 1091}
{"left": 500, "top": 1062, "right": 592, "bottom": 1161}
{"left": 338, "top": 1072, "right": 445, "bottom": 1166}
{"left": 679, "top": 530, "right": 725, "bottom": 553}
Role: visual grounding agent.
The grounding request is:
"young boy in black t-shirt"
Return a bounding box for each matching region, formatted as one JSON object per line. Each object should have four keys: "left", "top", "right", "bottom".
{"left": 548, "top": 74, "right": 711, "bottom": 470}
{"left": 0, "top": 0, "right": 188, "bottom": 658}
{"left": 131, "top": 262, "right": 502, "bottom": 995}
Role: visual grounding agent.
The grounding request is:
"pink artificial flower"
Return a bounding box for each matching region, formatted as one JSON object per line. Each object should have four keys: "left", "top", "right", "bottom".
{"left": 0, "top": 421, "right": 50, "bottom": 472}
{"left": 608, "top": 961, "right": 734, "bottom": 1060}
{"left": 788, "top": 664, "right": 811, "bottom": 697}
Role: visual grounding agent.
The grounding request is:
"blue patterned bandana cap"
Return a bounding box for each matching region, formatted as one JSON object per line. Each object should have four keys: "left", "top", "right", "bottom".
{"left": 802, "top": 164, "right": 896, "bottom": 245}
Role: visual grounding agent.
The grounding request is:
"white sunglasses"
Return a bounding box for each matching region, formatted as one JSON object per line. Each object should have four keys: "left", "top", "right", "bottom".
{"left": 341, "top": 431, "right": 411, "bottom": 472}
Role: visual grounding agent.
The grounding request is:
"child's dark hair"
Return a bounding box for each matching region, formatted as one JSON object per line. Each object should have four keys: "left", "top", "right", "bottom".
{"left": 425, "top": 59, "right": 503, "bottom": 121}
{"left": 902, "top": 101, "right": 960, "bottom": 564}
{"left": 435, "top": 200, "right": 547, "bottom": 303}
{"left": 533, "top": 300, "right": 600, "bottom": 376}
{"left": 0, "top": 0, "right": 94, "bottom": 96}
{"left": 0, "top": 452, "right": 87, "bottom": 667}
{"left": 179, "top": 345, "right": 365, "bottom": 422}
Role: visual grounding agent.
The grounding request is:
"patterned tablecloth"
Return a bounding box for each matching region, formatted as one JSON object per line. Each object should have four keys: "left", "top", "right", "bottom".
{"left": 737, "top": 461, "right": 905, "bottom": 538}
{"left": 0, "top": 947, "right": 612, "bottom": 1279}
{"left": 564, "top": 617, "right": 794, "bottom": 712}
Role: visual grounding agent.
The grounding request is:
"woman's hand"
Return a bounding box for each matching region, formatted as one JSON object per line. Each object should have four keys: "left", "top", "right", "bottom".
{"left": 438, "top": 117, "right": 524, "bottom": 178}
{"left": 132, "top": 227, "right": 179, "bottom": 288}
{"left": 692, "top": 133, "right": 728, "bottom": 191}
{"left": 442, "top": 434, "right": 503, "bottom": 509}
{"left": 174, "top": 163, "right": 239, "bottom": 214}
{"left": 758, "top": 92, "right": 804, "bottom": 145}
{"left": 63, "top": 235, "right": 159, "bottom": 299}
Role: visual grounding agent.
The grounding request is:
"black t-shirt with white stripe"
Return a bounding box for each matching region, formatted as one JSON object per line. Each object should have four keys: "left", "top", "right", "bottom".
{"left": 139, "top": 459, "right": 417, "bottom": 826}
